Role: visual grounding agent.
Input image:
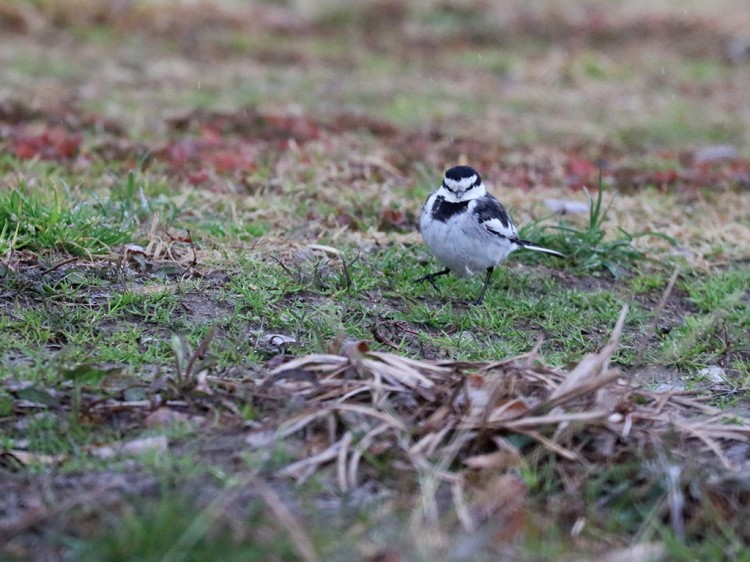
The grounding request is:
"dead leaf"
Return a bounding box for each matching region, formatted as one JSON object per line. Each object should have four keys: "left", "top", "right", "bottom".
{"left": 2, "top": 450, "right": 65, "bottom": 467}
{"left": 463, "top": 451, "right": 522, "bottom": 470}
{"left": 89, "top": 435, "right": 168, "bottom": 459}
{"left": 144, "top": 407, "right": 190, "bottom": 428}
{"left": 465, "top": 473, "right": 528, "bottom": 541}
{"left": 583, "top": 542, "right": 667, "bottom": 562}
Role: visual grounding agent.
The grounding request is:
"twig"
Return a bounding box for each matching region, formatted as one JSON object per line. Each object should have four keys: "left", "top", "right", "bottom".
{"left": 546, "top": 305, "right": 628, "bottom": 403}
{"left": 339, "top": 253, "right": 352, "bottom": 290}
{"left": 250, "top": 474, "right": 320, "bottom": 562}
{"left": 337, "top": 431, "right": 353, "bottom": 492}
{"left": 452, "top": 479, "right": 474, "bottom": 531}
{"left": 160, "top": 471, "right": 319, "bottom": 562}
{"left": 184, "top": 326, "right": 216, "bottom": 377}
{"left": 40, "top": 257, "right": 78, "bottom": 275}
{"left": 277, "top": 441, "right": 341, "bottom": 479}
{"left": 269, "top": 255, "right": 300, "bottom": 282}
{"left": 371, "top": 324, "right": 400, "bottom": 349}
{"left": 180, "top": 229, "right": 198, "bottom": 280}
{"left": 665, "top": 464, "right": 685, "bottom": 540}
{"left": 634, "top": 264, "right": 681, "bottom": 367}
{"left": 1, "top": 221, "right": 22, "bottom": 277}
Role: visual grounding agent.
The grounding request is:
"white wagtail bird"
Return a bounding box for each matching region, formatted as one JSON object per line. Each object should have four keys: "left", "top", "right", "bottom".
{"left": 417, "top": 165, "right": 565, "bottom": 304}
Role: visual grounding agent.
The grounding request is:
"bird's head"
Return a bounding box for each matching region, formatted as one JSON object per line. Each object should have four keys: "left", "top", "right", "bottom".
{"left": 438, "top": 165, "right": 487, "bottom": 202}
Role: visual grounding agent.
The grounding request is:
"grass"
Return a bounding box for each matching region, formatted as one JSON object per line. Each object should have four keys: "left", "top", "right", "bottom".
{"left": 2, "top": 1, "right": 750, "bottom": 560}
{"left": 70, "top": 497, "right": 295, "bottom": 562}
{"left": 0, "top": 187, "right": 134, "bottom": 257}
{"left": 1, "top": 157, "right": 747, "bottom": 562}
{"left": 660, "top": 269, "right": 750, "bottom": 375}
{"left": 0, "top": 156, "right": 741, "bottom": 391}
{"left": 522, "top": 174, "right": 678, "bottom": 278}
{"left": 617, "top": 100, "right": 747, "bottom": 149}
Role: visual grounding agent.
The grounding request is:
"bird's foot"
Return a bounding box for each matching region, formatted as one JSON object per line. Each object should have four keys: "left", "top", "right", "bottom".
{"left": 415, "top": 268, "right": 450, "bottom": 293}
{"left": 415, "top": 273, "right": 442, "bottom": 293}
{"left": 470, "top": 267, "right": 494, "bottom": 305}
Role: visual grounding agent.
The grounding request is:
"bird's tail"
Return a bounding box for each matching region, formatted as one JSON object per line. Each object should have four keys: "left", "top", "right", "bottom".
{"left": 517, "top": 239, "right": 565, "bottom": 258}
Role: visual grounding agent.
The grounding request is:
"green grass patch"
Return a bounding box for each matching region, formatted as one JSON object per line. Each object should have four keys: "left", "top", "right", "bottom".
{"left": 70, "top": 494, "right": 298, "bottom": 562}
{"left": 521, "top": 177, "right": 676, "bottom": 278}
{"left": 660, "top": 268, "right": 750, "bottom": 373}
{"left": 1, "top": 184, "right": 135, "bottom": 256}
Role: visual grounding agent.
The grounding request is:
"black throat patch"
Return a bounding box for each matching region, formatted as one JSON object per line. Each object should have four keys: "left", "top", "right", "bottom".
{"left": 430, "top": 195, "right": 470, "bottom": 222}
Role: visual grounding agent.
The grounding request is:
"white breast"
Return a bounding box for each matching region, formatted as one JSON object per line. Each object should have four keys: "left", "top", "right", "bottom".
{"left": 420, "top": 198, "right": 515, "bottom": 277}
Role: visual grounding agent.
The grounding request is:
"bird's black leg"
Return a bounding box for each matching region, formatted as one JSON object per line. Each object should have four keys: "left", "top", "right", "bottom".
{"left": 415, "top": 267, "right": 451, "bottom": 293}
{"left": 472, "top": 267, "right": 494, "bottom": 305}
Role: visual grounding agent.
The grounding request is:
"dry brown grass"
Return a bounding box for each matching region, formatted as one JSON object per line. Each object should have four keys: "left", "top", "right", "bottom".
{"left": 251, "top": 307, "right": 750, "bottom": 552}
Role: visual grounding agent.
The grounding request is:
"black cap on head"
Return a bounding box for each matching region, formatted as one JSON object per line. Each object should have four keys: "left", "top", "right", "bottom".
{"left": 445, "top": 165, "right": 480, "bottom": 183}
{"left": 442, "top": 165, "right": 482, "bottom": 193}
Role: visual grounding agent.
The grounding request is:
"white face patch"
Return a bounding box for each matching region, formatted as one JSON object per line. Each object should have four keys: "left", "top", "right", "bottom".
{"left": 437, "top": 180, "right": 486, "bottom": 203}
{"left": 444, "top": 174, "right": 478, "bottom": 193}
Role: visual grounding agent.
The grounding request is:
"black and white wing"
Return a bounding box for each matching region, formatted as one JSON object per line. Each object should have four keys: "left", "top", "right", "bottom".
{"left": 474, "top": 195, "right": 565, "bottom": 258}
{"left": 473, "top": 195, "right": 518, "bottom": 241}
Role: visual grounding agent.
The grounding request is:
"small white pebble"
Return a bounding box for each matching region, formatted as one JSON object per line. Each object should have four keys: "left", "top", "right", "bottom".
{"left": 698, "top": 366, "right": 726, "bottom": 383}
{"left": 543, "top": 199, "right": 589, "bottom": 214}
